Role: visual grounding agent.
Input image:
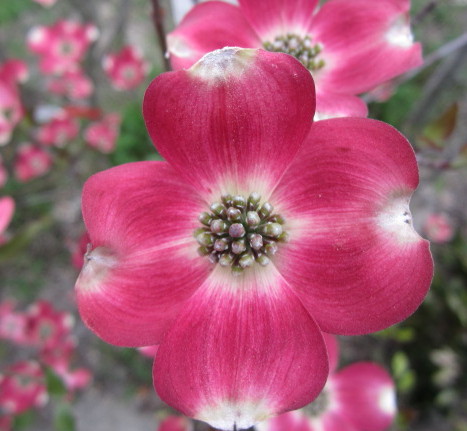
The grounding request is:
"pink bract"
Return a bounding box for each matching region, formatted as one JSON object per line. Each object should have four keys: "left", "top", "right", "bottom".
{"left": 103, "top": 45, "right": 150, "bottom": 91}
{"left": 14, "top": 143, "right": 52, "bottom": 182}
{"left": 0, "top": 361, "right": 48, "bottom": 415}
{"left": 0, "top": 300, "right": 27, "bottom": 344}
{"left": 167, "top": 0, "right": 422, "bottom": 119}
{"left": 36, "top": 112, "right": 79, "bottom": 147}
{"left": 0, "top": 60, "right": 28, "bottom": 146}
{"left": 75, "top": 48, "right": 432, "bottom": 430}
{"left": 27, "top": 20, "right": 98, "bottom": 75}
{"left": 258, "top": 334, "right": 397, "bottom": 431}
{"left": 84, "top": 113, "right": 121, "bottom": 153}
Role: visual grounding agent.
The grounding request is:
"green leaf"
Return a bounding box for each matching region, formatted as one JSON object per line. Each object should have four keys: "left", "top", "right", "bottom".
{"left": 45, "top": 367, "right": 67, "bottom": 397}
{"left": 54, "top": 404, "right": 76, "bottom": 431}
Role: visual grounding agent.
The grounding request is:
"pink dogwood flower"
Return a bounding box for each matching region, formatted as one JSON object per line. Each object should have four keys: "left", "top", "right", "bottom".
{"left": 36, "top": 112, "right": 79, "bottom": 147}
{"left": 84, "top": 113, "right": 121, "bottom": 153}
{"left": 0, "top": 196, "right": 14, "bottom": 245}
{"left": 14, "top": 144, "right": 52, "bottom": 182}
{"left": 258, "top": 334, "right": 396, "bottom": 431}
{"left": 0, "top": 60, "right": 28, "bottom": 145}
{"left": 27, "top": 20, "right": 98, "bottom": 75}
{"left": 75, "top": 48, "right": 432, "bottom": 430}
{"left": 0, "top": 361, "right": 48, "bottom": 415}
{"left": 423, "top": 213, "right": 454, "bottom": 244}
{"left": 167, "top": 0, "right": 422, "bottom": 119}
{"left": 103, "top": 45, "right": 150, "bottom": 91}
{"left": 48, "top": 68, "right": 94, "bottom": 100}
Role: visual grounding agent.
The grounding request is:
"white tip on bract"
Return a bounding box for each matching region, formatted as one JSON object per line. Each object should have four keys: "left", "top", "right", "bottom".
{"left": 27, "top": 26, "right": 46, "bottom": 47}
{"left": 189, "top": 47, "right": 257, "bottom": 82}
{"left": 197, "top": 399, "right": 271, "bottom": 431}
{"left": 166, "top": 34, "right": 195, "bottom": 60}
{"left": 75, "top": 246, "right": 117, "bottom": 293}
{"left": 376, "top": 194, "right": 421, "bottom": 244}
{"left": 378, "top": 385, "right": 397, "bottom": 416}
{"left": 386, "top": 17, "right": 414, "bottom": 48}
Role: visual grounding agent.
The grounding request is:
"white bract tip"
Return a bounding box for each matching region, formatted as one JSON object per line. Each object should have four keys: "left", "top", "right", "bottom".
{"left": 386, "top": 18, "right": 414, "bottom": 48}
{"left": 190, "top": 47, "right": 257, "bottom": 82}
{"left": 378, "top": 385, "right": 397, "bottom": 415}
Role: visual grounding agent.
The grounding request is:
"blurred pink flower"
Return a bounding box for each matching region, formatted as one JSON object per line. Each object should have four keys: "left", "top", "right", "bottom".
{"left": 75, "top": 48, "right": 431, "bottom": 429}
{"left": 84, "top": 113, "right": 121, "bottom": 153}
{"left": 14, "top": 143, "right": 52, "bottom": 182}
{"left": 0, "top": 361, "right": 48, "bottom": 415}
{"left": 157, "top": 416, "right": 193, "bottom": 431}
{"left": 258, "top": 334, "right": 397, "bottom": 431}
{"left": 27, "top": 20, "right": 98, "bottom": 75}
{"left": 0, "top": 60, "right": 28, "bottom": 146}
{"left": 0, "top": 196, "right": 15, "bottom": 245}
{"left": 423, "top": 213, "right": 455, "bottom": 244}
{"left": 103, "top": 45, "right": 150, "bottom": 91}
{"left": 0, "top": 300, "right": 27, "bottom": 344}
{"left": 167, "top": 0, "right": 422, "bottom": 119}
{"left": 40, "top": 338, "right": 92, "bottom": 391}
{"left": 32, "top": 0, "right": 58, "bottom": 7}
{"left": 36, "top": 112, "right": 79, "bottom": 147}
{"left": 48, "top": 68, "right": 94, "bottom": 100}
{"left": 24, "top": 301, "right": 74, "bottom": 350}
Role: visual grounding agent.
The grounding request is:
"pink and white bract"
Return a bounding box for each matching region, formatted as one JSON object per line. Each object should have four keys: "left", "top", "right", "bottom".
{"left": 0, "top": 60, "right": 28, "bottom": 146}
{"left": 75, "top": 48, "right": 432, "bottom": 430}
{"left": 27, "top": 20, "right": 98, "bottom": 75}
{"left": 84, "top": 113, "right": 121, "bottom": 153}
{"left": 103, "top": 45, "right": 150, "bottom": 91}
{"left": 167, "top": 0, "right": 422, "bottom": 119}
{"left": 14, "top": 143, "right": 52, "bottom": 182}
{"left": 258, "top": 334, "right": 397, "bottom": 431}
{"left": 0, "top": 361, "right": 48, "bottom": 415}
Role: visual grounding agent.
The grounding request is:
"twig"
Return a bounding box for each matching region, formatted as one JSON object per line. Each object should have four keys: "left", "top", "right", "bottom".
{"left": 412, "top": 0, "right": 441, "bottom": 26}
{"left": 150, "top": 0, "right": 171, "bottom": 71}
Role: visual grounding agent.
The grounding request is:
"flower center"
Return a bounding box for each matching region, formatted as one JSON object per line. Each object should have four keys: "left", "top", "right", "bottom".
{"left": 194, "top": 193, "right": 288, "bottom": 274}
{"left": 263, "top": 33, "right": 325, "bottom": 71}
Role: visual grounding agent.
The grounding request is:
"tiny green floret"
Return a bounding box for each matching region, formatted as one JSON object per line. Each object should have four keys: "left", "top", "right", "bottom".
{"left": 194, "top": 193, "right": 288, "bottom": 274}
{"left": 263, "top": 33, "right": 325, "bottom": 71}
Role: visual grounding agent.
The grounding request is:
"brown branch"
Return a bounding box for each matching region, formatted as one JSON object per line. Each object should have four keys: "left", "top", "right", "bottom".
{"left": 150, "top": 0, "right": 171, "bottom": 72}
